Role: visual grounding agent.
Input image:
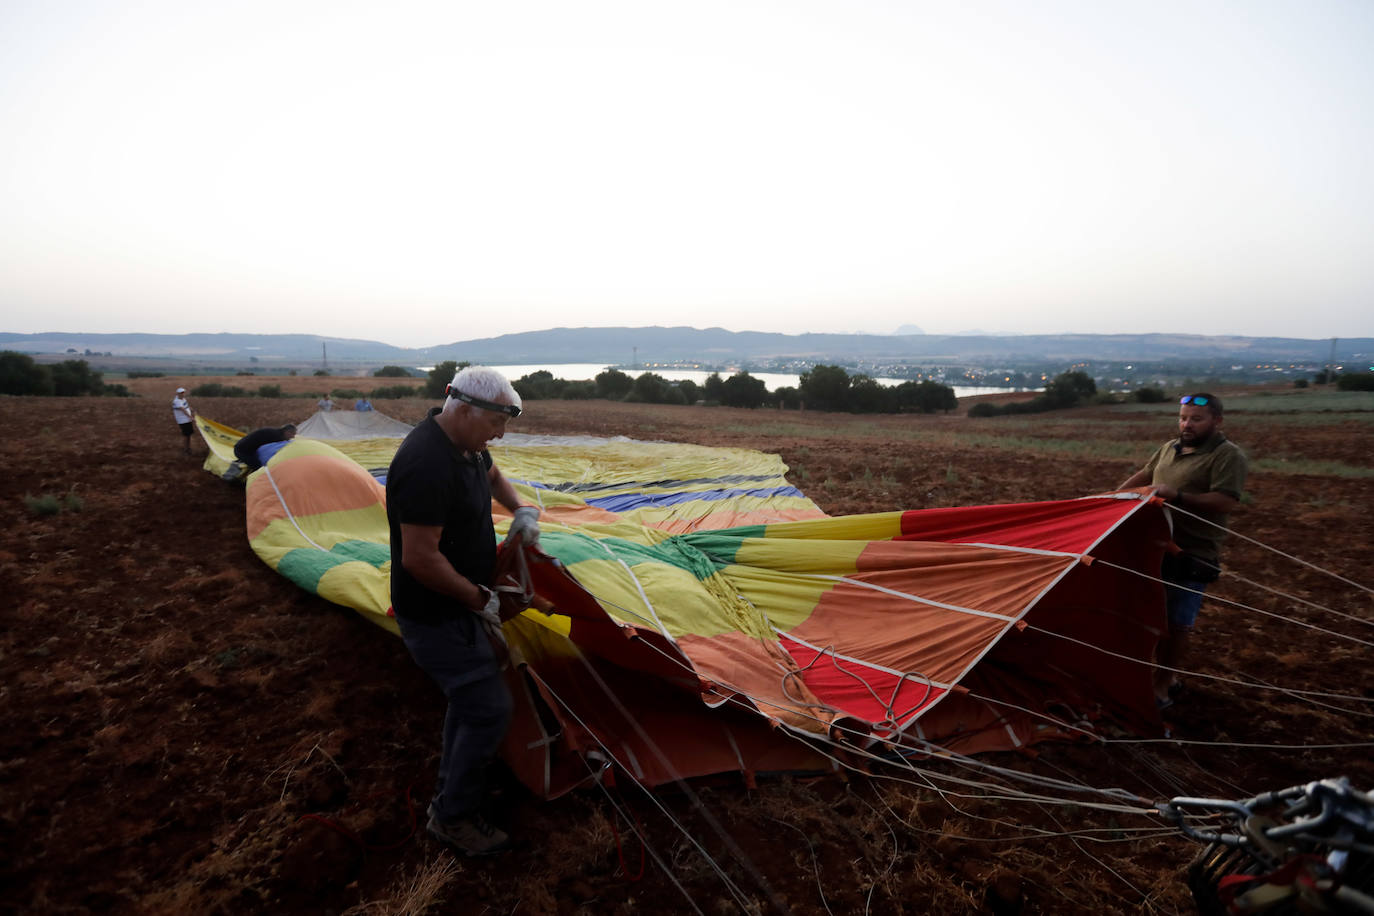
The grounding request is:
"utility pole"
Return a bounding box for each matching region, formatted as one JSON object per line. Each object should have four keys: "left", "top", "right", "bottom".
{"left": 322, "top": 342, "right": 328, "bottom": 373}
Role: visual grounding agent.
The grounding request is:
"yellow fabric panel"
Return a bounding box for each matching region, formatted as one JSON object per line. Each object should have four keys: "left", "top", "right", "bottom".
{"left": 493, "top": 441, "right": 793, "bottom": 488}
{"left": 250, "top": 505, "right": 391, "bottom": 558}
{"left": 196, "top": 416, "right": 245, "bottom": 476}
{"left": 316, "top": 562, "right": 398, "bottom": 634}
{"left": 715, "top": 564, "right": 835, "bottom": 632}
{"left": 318, "top": 437, "right": 408, "bottom": 470}
{"left": 756, "top": 511, "right": 906, "bottom": 541}
{"left": 731, "top": 537, "right": 868, "bottom": 575}
{"left": 616, "top": 493, "right": 822, "bottom": 532}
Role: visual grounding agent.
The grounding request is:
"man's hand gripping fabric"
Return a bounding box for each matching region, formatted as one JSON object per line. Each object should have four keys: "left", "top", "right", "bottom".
{"left": 506, "top": 506, "right": 541, "bottom": 550}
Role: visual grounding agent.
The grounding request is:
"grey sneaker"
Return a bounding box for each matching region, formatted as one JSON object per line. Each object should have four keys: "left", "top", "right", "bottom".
{"left": 425, "top": 811, "right": 511, "bottom": 856}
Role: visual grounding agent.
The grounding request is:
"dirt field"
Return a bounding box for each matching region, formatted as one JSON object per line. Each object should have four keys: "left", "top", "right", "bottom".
{"left": 3, "top": 382, "right": 1372, "bottom": 915}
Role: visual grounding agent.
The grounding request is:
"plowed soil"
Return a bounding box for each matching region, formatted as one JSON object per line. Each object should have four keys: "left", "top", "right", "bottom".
{"left": 3, "top": 383, "right": 1372, "bottom": 915}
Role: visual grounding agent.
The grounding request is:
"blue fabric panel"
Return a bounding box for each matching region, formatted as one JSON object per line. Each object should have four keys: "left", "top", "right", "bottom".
{"left": 258, "top": 440, "right": 290, "bottom": 465}
{"left": 587, "top": 485, "right": 805, "bottom": 513}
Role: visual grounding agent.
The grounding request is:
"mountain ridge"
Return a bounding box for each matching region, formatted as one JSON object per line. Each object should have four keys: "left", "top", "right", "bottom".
{"left": 2, "top": 327, "right": 1368, "bottom": 366}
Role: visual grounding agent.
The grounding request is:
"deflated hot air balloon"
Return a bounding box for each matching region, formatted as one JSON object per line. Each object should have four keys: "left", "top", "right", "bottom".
{"left": 198, "top": 412, "right": 1171, "bottom": 798}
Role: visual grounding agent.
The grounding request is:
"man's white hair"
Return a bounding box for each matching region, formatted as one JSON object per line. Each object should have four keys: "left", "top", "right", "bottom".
{"left": 448, "top": 365, "right": 521, "bottom": 408}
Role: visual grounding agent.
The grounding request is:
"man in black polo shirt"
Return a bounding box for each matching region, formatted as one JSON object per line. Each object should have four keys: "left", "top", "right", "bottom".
{"left": 221, "top": 423, "right": 298, "bottom": 480}
{"left": 386, "top": 366, "right": 541, "bottom": 856}
{"left": 1120, "top": 392, "right": 1248, "bottom": 707}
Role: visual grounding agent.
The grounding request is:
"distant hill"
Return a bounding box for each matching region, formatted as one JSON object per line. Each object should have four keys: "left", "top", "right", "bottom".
{"left": 2, "top": 327, "right": 1369, "bottom": 367}
{"left": 0, "top": 332, "right": 414, "bottom": 364}
{"left": 424, "top": 327, "right": 1371, "bottom": 364}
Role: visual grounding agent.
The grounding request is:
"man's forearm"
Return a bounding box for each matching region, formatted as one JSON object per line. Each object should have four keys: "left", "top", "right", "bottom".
{"left": 403, "top": 551, "right": 485, "bottom": 609}
{"left": 1119, "top": 468, "right": 1152, "bottom": 489}
{"left": 490, "top": 468, "right": 528, "bottom": 514}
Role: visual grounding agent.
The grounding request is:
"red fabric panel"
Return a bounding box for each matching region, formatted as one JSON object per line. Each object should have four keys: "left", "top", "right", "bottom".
{"left": 897, "top": 496, "right": 1141, "bottom": 554}
{"left": 780, "top": 635, "right": 948, "bottom": 729}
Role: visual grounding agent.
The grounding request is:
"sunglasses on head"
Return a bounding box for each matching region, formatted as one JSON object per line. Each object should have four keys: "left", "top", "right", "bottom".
{"left": 1179, "top": 395, "right": 1210, "bottom": 406}
{"left": 450, "top": 388, "right": 521, "bottom": 418}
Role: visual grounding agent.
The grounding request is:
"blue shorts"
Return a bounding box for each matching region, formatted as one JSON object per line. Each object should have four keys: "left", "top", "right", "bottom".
{"left": 1164, "top": 579, "right": 1207, "bottom": 630}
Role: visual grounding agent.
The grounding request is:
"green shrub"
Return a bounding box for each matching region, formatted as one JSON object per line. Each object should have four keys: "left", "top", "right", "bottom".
{"left": 1133, "top": 387, "right": 1167, "bottom": 403}
{"left": 24, "top": 493, "right": 61, "bottom": 516}
{"left": 595, "top": 369, "right": 633, "bottom": 400}
{"left": 257, "top": 384, "right": 284, "bottom": 398}
{"left": 63, "top": 487, "right": 83, "bottom": 512}
{"left": 1335, "top": 372, "right": 1374, "bottom": 391}
{"left": 373, "top": 365, "right": 415, "bottom": 377}
{"left": 968, "top": 402, "right": 1002, "bottom": 417}
{"left": 370, "top": 385, "right": 420, "bottom": 399}
{"left": 559, "top": 380, "right": 597, "bottom": 400}
{"left": 0, "top": 352, "right": 55, "bottom": 395}
{"left": 425, "top": 361, "right": 468, "bottom": 398}
{"left": 1293, "top": 378, "right": 1309, "bottom": 389}
{"left": 127, "top": 370, "right": 164, "bottom": 379}
{"left": 514, "top": 370, "right": 560, "bottom": 400}
{"left": 313, "top": 369, "right": 330, "bottom": 377}
{"left": 50, "top": 359, "right": 105, "bottom": 396}
{"left": 330, "top": 388, "right": 365, "bottom": 400}
{"left": 720, "top": 371, "right": 768, "bottom": 408}
{"left": 893, "top": 380, "right": 957, "bottom": 413}
{"left": 236, "top": 371, "right": 256, "bottom": 376}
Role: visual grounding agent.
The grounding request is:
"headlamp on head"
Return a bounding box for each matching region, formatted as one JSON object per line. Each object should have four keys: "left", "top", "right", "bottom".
{"left": 447, "top": 386, "right": 521, "bottom": 418}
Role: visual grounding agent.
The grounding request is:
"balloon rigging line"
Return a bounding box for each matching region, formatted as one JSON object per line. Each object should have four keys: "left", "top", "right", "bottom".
{"left": 1094, "top": 559, "right": 1374, "bottom": 648}
{"left": 1164, "top": 498, "right": 1374, "bottom": 596}
{"left": 553, "top": 648, "right": 793, "bottom": 914}
{"left": 528, "top": 669, "right": 755, "bottom": 914}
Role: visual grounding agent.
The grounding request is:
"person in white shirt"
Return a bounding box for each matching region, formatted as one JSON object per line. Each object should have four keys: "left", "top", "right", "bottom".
{"left": 172, "top": 387, "right": 196, "bottom": 455}
{"left": 318, "top": 395, "right": 335, "bottom": 412}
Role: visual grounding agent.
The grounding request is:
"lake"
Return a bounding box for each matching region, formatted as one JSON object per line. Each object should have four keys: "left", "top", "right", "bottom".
{"left": 480, "top": 363, "right": 1023, "bottom": 400}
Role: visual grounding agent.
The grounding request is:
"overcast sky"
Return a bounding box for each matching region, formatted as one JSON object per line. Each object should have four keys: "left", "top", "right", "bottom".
{"left": 2, "top": 1, "right": 1371, "bottom": 349}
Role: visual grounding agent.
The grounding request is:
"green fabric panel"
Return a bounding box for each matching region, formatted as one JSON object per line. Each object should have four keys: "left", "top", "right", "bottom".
{"left": 275, "top": 540, "right": 388, "bottom": 593}
{"left": 541, "top": 530, "right": 685, "bottom": 568}
{"left": 677, "top": 526, "right": 767, "bottom": 567}
{"left": 328, "top": 539, "right": 391, "bottom": 567}
{"left": 276, "top": 547, "right": 345, "bottom": 594}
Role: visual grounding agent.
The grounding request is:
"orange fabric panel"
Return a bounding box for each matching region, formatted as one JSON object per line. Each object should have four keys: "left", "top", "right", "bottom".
{"left": 245, "top": 452, "right": 385, "bottom": 541}
{"left": 676, "top": 631, "right": 835, "bottom": 734}
{"left": 647, "top": 506, "right": 829, "bottom": 534}
{"left": 852, "top": 542, "right": 1074, "bottom": 616}
{"left": 789, "top": 587, "right": 1011, "bottom": 688}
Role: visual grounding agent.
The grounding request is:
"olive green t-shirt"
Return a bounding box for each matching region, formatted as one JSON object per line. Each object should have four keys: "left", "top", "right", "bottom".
{"left": 1141, "top": 432, "right": 1248, "bottom": 563}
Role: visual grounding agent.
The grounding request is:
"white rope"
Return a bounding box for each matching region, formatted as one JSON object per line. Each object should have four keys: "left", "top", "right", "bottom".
{"left": 1221, "top": 566, "right": 1374, "bottom": 630}
{"left": 560, "top": 649, "right": 793, "bottom": 914}
{"left": 261, "top": 463, "right": 330, "bottom": 552}
{"left": 1107, "top": 736, "right": 1374, "bottom": 749}
{"left": 1022, "top": 623, "right": 1374, "bottom": 709}
{"left": 865, "top": 781, "right": 1182, "bottom": 845}
{"left": 691, "top": 659, "right": 1163, "bottom": 814}
{"left": 577, "top": 757, "right": 706, "bottom": 916}
{"left": 1094, "top": 559, "right": 1374, "bottom": 648}
{"left": 1165, "top": 499, "right": 1374, "bottom": 596}
{"left": 529, "top": 669, "right": 753, "bottom": 913}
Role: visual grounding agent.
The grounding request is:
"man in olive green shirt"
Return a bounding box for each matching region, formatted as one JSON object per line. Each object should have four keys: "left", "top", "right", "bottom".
{"left": 1119, "top": 392, "right": 1248, "bottom": 706}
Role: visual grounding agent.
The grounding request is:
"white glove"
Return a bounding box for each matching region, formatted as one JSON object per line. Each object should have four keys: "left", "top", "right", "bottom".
{"left": 507, "top": 506, "right": 541, "bottom": 549}
{"left": 473, "top": 585, "right": 501, "bottom": 627}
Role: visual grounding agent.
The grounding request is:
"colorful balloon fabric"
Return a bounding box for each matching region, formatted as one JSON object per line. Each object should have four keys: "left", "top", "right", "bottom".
{"left": 202, "top": 413, "right": 1171, "bottom": 798}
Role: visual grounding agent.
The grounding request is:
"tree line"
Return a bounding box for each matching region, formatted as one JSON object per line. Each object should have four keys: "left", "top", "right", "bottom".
{"left": 412, "top": 361, "right": 960, "bottom": 413}
{"left": 0, "top": 352, "right": 129, "bottom": 397}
